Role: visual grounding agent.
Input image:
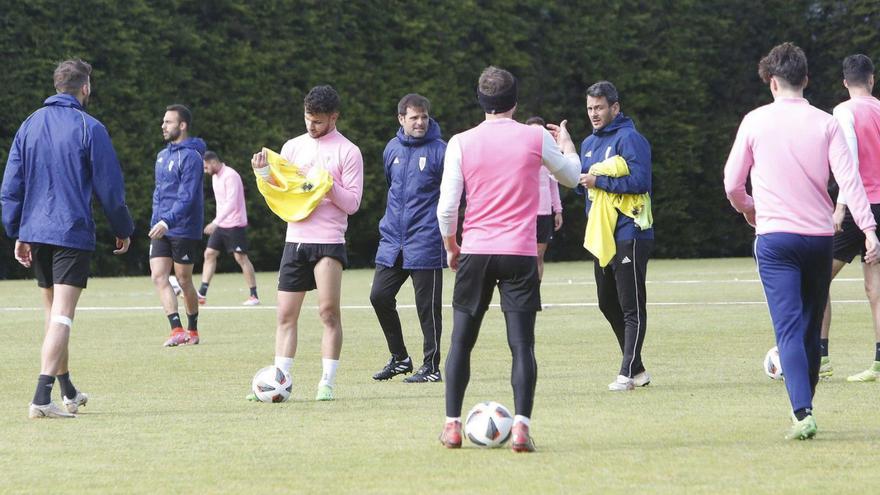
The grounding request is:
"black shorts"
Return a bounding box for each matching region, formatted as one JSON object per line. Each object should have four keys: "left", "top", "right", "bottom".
{"left": 452, "top": 254, "right": 541, "bottom": 316}
{"left": 207, "top": 226, "right": 249, "bottom": 254}
{"left": 537, "top": 214, "right": 554, "bottom": 243}
{"left": 31, "top": 243, "right": 92, "bottom": 289}
{"left": 833, "top": 204, "right": 880, "bottom": 263}
{"left": 277, "top": 242, "right": 348, "bottom": 292}
{"left": 149, "top": 236, "right": 200, "bottom": 264}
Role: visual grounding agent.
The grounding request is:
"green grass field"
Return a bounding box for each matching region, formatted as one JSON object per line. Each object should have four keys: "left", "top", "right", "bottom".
{"left": 2, "top": 258, "right": 880, "bottom": 494}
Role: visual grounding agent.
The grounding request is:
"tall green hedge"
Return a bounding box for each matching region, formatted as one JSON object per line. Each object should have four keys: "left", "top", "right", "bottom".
{"left": 2, "top": 0, "right": 879, "bottom": 278}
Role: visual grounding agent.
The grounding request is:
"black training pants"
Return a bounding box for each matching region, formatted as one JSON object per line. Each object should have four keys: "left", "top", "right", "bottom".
{"left": 594, "top": 238, "right": 653, "bottom": 378}
{"left": 445, "top": 309, "right": 537, "bottom": 418}
{"left": 370, "top": 257, "right": 443, "bottom": 371}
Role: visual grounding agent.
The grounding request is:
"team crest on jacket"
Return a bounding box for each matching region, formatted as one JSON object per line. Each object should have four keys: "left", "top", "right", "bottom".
{"left": 418, "top": 156, "right": 426, "bottom": 171}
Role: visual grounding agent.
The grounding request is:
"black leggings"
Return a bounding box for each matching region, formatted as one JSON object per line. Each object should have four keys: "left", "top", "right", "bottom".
{"left": 444, "top": 309, "right": 537, "bottom": 418}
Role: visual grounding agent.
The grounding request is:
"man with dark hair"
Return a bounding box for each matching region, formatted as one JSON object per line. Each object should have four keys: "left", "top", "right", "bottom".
{"left": 370, "top": 93, "right": 446, "bottom": 383}
{"left": 199, "top": 150, "right": 260, "bottom": 306}
{"left": 149, "top": 104, "right": 207, "bottom": 347}
{"left": 2, "top": 58, "right": 133, "bottom": 418}
{"left": 251, "top": 85, "right": 363, "bottom": 401}
{"left": 725, "top": 42, "right": 880, "bottom": 440}
{"left": 757, "top": 42, "right": 809, "bottom": 87}
{"left": 304, "top": 85, "right": 341, "bottom": 115}
{"left": 437, "top": 66, "right": 581, "bottom": 452}
{"left": 820, "top": 53, "right": 880, "bottom": 382}
{"left": 525, "top": 116, "right": 563, "bottom": 281}
{"left": 578, "top": 80, "right": 654, "bottom": 392}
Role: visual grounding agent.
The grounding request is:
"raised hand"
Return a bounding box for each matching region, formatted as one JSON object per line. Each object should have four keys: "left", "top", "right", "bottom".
{"left": 546, "top": 119, "right": 576, "bottom": 154}
{"left": 251, "top": 150, "right": 268, "bottom": 169}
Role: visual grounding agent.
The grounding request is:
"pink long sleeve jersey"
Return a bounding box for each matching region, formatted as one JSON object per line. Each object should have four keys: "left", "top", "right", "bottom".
{"left": 280, "top": 129, "right": 364, "bottom": 243}
{"left": 724, "top": 97, "right": 876, "bottom": 236}
{"left": 537, "top": 166, "right": 562, "bottom": 215}
{"left": 211, "top": 164, "right": 248, "bottom": 228}
{"left": 833, "top": 95, "right": 880, "bottom": 205}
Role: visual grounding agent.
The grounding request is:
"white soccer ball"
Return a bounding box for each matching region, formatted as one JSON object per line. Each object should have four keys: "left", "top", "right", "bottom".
{"left": 764, "top": 346, "right": 784, "bottom": 380}
{"left": 251, "top": 366, "right": 292, "bottom": 403}
{"left": 465, "top": 401, "right": 514, "bottom": 448}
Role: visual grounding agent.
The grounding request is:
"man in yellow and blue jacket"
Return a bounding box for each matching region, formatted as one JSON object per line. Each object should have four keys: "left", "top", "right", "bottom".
{"left": 577, "top": 81, "right": 654, "bottom": 392}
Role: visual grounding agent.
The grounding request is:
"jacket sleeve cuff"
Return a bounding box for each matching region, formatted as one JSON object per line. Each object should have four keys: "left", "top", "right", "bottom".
{"left": 255, "top": 166, "right": 272, "bottom": 182}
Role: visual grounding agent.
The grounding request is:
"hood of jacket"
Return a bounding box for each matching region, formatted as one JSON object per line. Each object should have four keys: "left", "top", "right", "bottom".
{"left": 167, "top": 137, "right": 207, "bottom": 156}
{"left": 43, "top": 93, "right": 84, "bottom": 110}
{"left": 395, "top": 118, "right": 442, "bottom": 147}
{"left": 593, "top": 113, "right": 634, "bottom": 136}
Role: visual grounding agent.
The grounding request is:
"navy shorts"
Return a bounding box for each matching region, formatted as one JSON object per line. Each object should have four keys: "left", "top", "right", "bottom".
{"left": 31, "top": 243, "right": 92, "bottom": 289}
{"left": 277, "top": 242, "right": 348, "bottom": 292}
{"left": 536, "top": 214, "right": 554, "bottom": 243}
{"left": 833, "top": 204, "right": 880, "bottom": 263}
{"left": 149, "top": 236, "right": 200, "bottom": 265}
{"left": 452, "top": 254, "right": 541, "bottom": 316}
{"left": 207, "top": 226, "right": 249, "bottom": 254}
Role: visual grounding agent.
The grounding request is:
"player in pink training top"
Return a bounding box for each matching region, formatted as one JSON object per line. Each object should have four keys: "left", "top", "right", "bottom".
{"left": 525, "top": 116, "right": 564, "bottom": 282}
{"left": 820, "top": 54, "right": 880, "bottom": 382}
{"left": 436, "top": 66, "right": 581, "bottom": 452}
{"left": 724, "top": 42, "right": 880, "bottom": 440}
{"left": 250, "top": 85, "right": 364, "bottom": 402}
{"left": 198, "top": 150, "right": 260, "bottom": 307}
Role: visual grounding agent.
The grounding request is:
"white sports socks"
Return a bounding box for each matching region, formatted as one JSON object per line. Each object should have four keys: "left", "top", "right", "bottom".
{"left": 274, "top": 356, "right": 293, "bottom": 374}
{"left": 319, "top": 358, "right": 339, "bottom": 388}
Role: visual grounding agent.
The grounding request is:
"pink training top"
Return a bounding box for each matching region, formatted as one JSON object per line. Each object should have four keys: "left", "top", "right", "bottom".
{"left": 457, "top": 120, "right": 543, "bottom": 255}
{"left": 537, "top": 166, "right": 562, "bottom": 215}
{"left": 211, "top": 164, "right": 248, "bottom": 228}
{"left": 724, "top": 97, "right": 876, "bottom": 236}
{"left": 833, "top": 95, "right": 880, "bottom": 204}
{"left": 280, "top": 128, "right": 363, "bottom": 243}
{"left": 437, "top": 118, "right": 581, "bottom": 256}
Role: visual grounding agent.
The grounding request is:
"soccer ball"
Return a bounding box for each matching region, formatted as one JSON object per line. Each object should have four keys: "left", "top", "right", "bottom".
{"left": 764, "top": 346, "right": 784, "bottom": 380}
{"left": 251, "top": 366, "right": 292, "bottom": 403}
{"left": 465, "top": 401, "right": 513, "bottom": 448}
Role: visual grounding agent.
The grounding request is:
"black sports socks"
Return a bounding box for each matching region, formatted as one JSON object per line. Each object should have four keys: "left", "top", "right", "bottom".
{"left": 168, "top": 313, "right": 182, "bottom": 330}
{"left": 57, "top": 372, "right": 77, "bottom": 400}
{"left": 187, "top": 313, "right": 198, "bottom": 331}
{"left": 32, "top": 375, "right": 55, "bottom": 406}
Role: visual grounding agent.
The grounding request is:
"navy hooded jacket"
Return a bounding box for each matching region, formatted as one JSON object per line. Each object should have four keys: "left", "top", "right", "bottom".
{"left": 1, "top": 94, "right": 134, "bottom": 250}
{"left": 578, "top": 113, "right": 654, "bottom": 240}
{"left": 151, "top": 137, "right": 206, "bottom": 240}
{"left": 375, "top": 118, "right": 447, "bottom": 269}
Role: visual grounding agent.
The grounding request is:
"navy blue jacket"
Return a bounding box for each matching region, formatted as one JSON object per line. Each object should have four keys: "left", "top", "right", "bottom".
{"left": 151, "top": 137, "right": 206, "bottom": 240}
{"left": 1, "top": 94, "right": 134, "bottom": 250}
{"left": 376, "top": 119, "right": 447, "bottom": 269}
{"left": 579, "top": 113, "right": 654, "bottom": 240}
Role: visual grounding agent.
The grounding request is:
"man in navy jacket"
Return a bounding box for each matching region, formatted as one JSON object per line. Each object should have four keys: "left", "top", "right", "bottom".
{"left": 578, "top": 81, "right": 654, "bottom": 392}
{"left": 148, "top": 104, "right": 206, "bottom": 347}
{"left": 371, "top": 94, "right": 447, "bottom": 383}
{"left": 1, "top": 59, "right": 134, "bottom": 418}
